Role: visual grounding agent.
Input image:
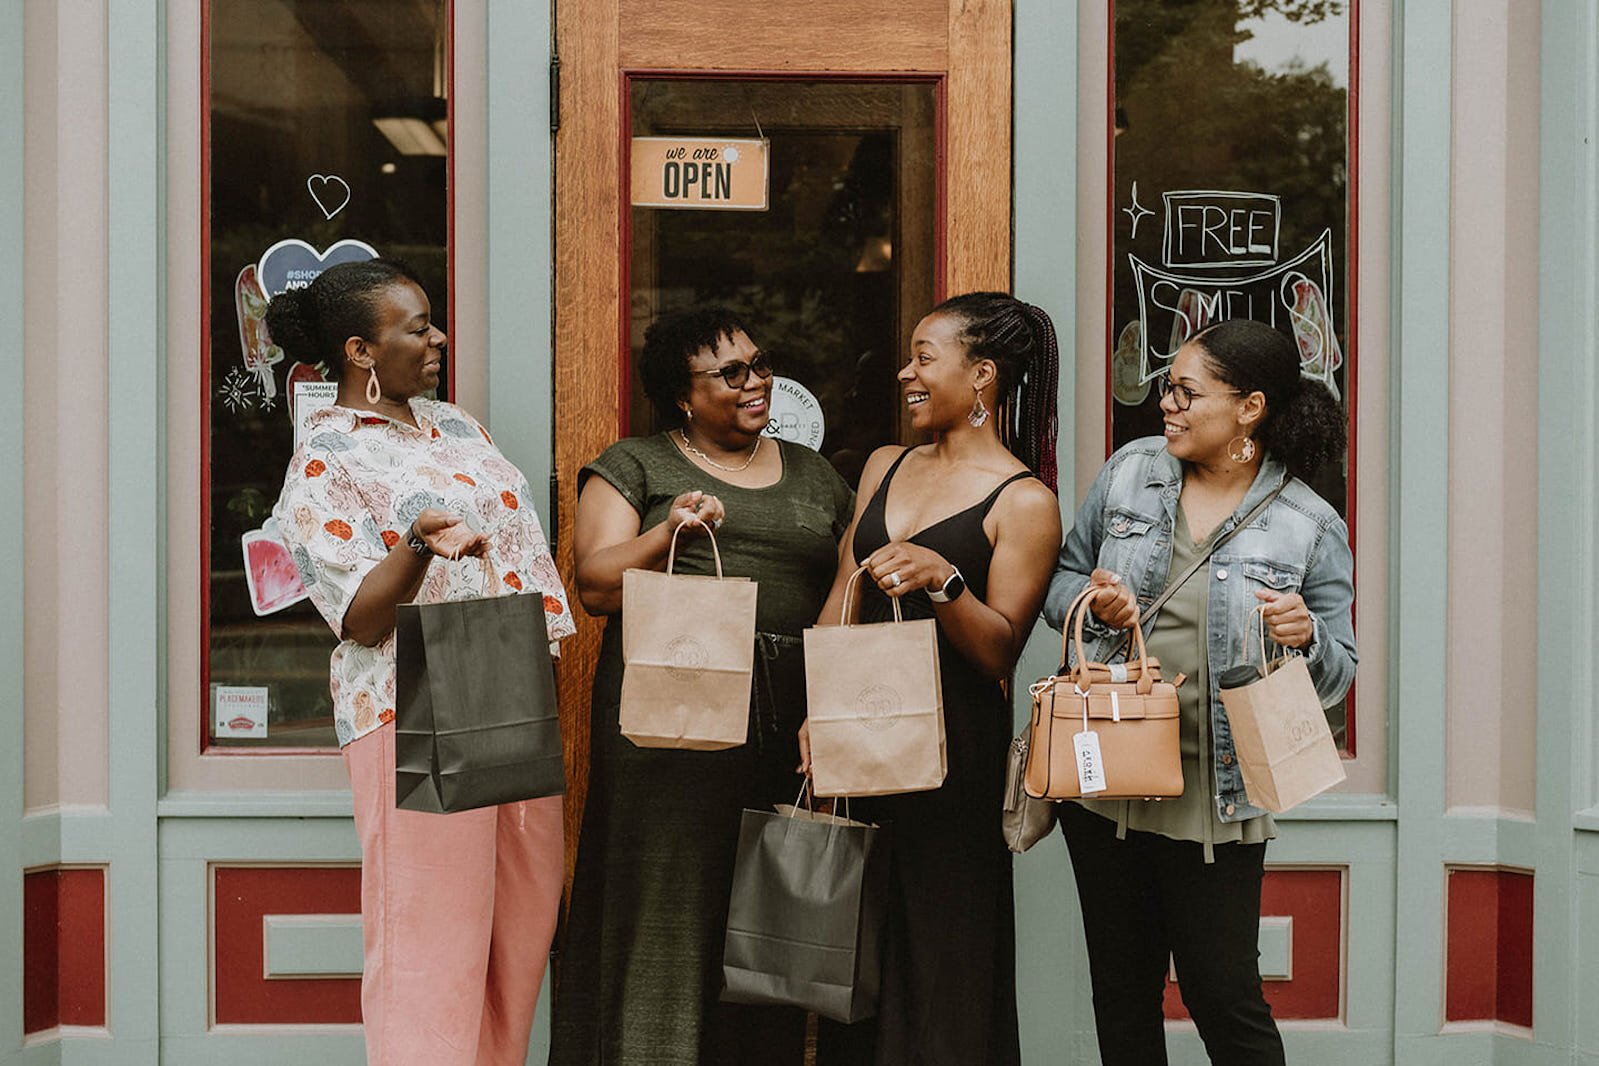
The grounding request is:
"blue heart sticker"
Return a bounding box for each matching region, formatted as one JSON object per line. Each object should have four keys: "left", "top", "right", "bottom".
{"left": 257, "top": 238, "right": 380, "bottom": 298}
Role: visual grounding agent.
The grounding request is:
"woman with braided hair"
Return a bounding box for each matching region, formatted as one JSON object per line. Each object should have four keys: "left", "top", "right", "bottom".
{"left": 800, "top": 291, "right": 1064, "bottom": 1066}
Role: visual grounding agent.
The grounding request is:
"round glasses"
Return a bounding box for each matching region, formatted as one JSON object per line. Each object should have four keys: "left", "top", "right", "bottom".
{"left": 1156, "top": 374, "right": 1242, "bottom": 411}
{"left": 692, "top": 352, "right": 774, "bottom": 390}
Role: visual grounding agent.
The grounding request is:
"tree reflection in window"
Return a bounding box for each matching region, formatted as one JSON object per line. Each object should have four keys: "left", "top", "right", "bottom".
{"left": 1110, "top": 0, "right": 1351, "bottom": 515}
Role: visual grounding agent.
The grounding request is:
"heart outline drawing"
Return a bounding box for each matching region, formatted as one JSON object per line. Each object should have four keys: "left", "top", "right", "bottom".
{"left": 306, "top": 173, "right": 352, "bottom": 220}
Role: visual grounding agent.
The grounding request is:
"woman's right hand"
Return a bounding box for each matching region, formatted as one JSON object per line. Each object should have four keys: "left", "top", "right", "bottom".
{"left": 797, "top": 718, "right": 812, "bottom": 776}
{"left": 667, "top": 490, "right": 725, "bottom": 537}
{"left": 1087, "top": 568, "right": 1138, "bottom": 628}
{"left": 413, "top": 507, "right": 489, "bottom": 559}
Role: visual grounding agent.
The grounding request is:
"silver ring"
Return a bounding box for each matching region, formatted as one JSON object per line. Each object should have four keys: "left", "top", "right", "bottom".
{"left": 889, "top": 571, "right": 903, "bottom": 588}
{"left": 711, "top": 517, "right": 723, "bottom": 530}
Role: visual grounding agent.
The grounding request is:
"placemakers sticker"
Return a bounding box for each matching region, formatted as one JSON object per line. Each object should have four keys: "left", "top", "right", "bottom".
{"left": 214, "top": 686, "right": 270, "bottom": 739}
{"left": 760, "top": 376, "right": 825, "bottom": 452}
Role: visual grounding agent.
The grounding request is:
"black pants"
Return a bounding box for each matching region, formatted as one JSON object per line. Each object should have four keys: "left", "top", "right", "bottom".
{"left": 1060, "top": 802, "right": 1285, "bottom": 1066}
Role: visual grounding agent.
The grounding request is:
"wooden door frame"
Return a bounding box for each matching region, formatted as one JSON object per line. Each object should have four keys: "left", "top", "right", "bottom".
{"left": 553, "top": 0, "right": 1012, "bottom": 877}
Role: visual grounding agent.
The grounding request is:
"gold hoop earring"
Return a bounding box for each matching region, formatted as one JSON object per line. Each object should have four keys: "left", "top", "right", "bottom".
{"left": 1227, "top": 435, "right": 1257, "bottom": 463}
{"left": 365, "top": 365, "right": 382, "bottom": 405}
{"left": 967, "top": 387, "right": 990, "bottom": 428}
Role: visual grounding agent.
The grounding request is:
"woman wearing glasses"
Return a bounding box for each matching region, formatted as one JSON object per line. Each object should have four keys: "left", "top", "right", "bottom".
{"left": 551, "top": 306, "right": 854, "bottom": 1066}
{"left": 1044, "top": 318, "right": 1356, "bottom": 1065}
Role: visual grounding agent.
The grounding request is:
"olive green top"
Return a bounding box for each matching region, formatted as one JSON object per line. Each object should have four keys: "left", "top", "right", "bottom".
{"left": 579, "top": 432, "right": 854, "bottom": 635}
{"left": 1081, "top": 510, "right": 1276, "bottom": 858}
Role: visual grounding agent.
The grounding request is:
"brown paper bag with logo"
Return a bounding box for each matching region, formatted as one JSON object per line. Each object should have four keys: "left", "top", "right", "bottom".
{"left": 804, "top": 566, "right": 945, "bottom": 797}
{"left": 620, "top": 526, "right": 757, "bottom": 750}
{"left": 1218, "top": 607, "right": 1346, "bottom": 813}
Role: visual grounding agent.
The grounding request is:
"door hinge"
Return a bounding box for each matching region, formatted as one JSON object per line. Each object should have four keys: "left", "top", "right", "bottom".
{"left": 549, "top": 55, "right": 561, "bottom": 133}
{"left": 548, "top": 471, "right": 560, "bottom": 550}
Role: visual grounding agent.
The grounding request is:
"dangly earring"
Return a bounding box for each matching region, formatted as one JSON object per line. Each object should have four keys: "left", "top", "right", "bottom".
{"left": 683, "top": 406, "right": 694, "bottom": 422}
{"left": 365, "top": 365, "right": 382, "bottom": 405}
{"left": 967, "top": 386, "right": 990, "bottom": 428}
{"left": 1227, "top": 435, "right": 1257, "bottom": 463}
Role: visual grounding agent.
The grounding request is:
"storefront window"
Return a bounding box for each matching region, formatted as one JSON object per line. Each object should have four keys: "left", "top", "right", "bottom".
{"left": 1110, "top": 0, "right": 1353, "bottom": 515}
{"left": 627, "top": 78, "right": 938, "bottom": 489}
{"left": 204, "top": 0, "right": 452, "bottom": 750}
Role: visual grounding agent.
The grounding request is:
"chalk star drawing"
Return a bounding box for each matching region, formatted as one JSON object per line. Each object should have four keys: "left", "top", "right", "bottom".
{"left": 1122, "top": 181, "right": 1154, "bottom": 240}
{"left": 218, "top": 366, "right": 259, "bottom": 413}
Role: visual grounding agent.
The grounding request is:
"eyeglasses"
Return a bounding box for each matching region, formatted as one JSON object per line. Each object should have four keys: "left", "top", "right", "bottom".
{"left": 691, "top": 352, "right": 773, "bottom": 390}
{"left": 1156, "top": 374, "right": 1242, "bottom": 411}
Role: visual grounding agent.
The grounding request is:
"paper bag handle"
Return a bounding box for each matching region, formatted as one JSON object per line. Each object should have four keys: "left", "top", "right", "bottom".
{"left": 666, "top": 521, "right": 725, "bottom": 579}
{"left": 1249, "top": 603, "right": 1296, "bottom": 673}
{"left": 840, "top": 564, "right": 904, "bottom": 625}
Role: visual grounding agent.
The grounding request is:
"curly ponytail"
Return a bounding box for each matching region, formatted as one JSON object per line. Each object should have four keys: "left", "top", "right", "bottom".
{"left": 930, "top": 291, "right": 1060, "bottom": 493}
{"left": 1191, "top": 318, "right": 1347, "bottom": 479}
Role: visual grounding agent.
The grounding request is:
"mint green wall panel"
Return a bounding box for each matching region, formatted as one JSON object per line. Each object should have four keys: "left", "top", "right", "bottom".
{"left": 1012, "top": 0, "right": 1091, "bottom": 1057}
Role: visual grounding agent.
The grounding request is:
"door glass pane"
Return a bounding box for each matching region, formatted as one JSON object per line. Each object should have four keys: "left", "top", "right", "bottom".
{"left": 205, "top": 0, "right": 452, "bottom": 749}
{"left": 1110, "top": 1, "right": 1352, "bottom": 516}
{"left": 628, "top": 79, "right": 938, "bottom": 488}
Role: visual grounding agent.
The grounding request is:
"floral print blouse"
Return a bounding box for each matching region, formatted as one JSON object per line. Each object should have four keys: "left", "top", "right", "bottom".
{"left": 273, "top": 398, "right": 575, "bottom": 747}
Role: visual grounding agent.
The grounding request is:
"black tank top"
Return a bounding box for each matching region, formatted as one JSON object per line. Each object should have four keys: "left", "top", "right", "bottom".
{"left": 851, "top": 448, "right": 1036, "bottom": 645}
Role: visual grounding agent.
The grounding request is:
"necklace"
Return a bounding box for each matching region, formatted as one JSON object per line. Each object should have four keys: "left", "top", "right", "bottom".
{"left": 677, "top": 429, "right": 762, "bottom": 472}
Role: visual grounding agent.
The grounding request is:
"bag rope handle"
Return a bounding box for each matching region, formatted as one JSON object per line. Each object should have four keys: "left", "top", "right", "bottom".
{"left": 839, "top": 564, "right": 904, "bottom": 626}
{"left": 665, "top": 521, "right": 725, "bottom": 579}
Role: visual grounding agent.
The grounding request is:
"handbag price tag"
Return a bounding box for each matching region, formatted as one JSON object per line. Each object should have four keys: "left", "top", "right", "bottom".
{"left": 1073, "top": 730, "right": 1107, "bottom": 794}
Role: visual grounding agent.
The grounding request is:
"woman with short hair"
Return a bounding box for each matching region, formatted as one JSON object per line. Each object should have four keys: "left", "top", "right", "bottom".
{"left": 550, "top": 306, "right": 854, "bottom": 1066}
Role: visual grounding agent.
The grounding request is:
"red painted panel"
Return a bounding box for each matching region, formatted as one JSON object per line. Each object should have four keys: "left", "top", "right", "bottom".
{"left": 24, "top": 868, "right": 107, "bottom": 1034}
{"left": 1165, "top": 868, "right": 1343, "bottom": 1022}
{"left": 22, "top": 871, "right": 59, "bottom": 1034}
{"left": 1446, "top": 867, "right": 1533, "bottom": 1027}
{"left": 213, "top": 866, "right": 363, "bottom": 1025}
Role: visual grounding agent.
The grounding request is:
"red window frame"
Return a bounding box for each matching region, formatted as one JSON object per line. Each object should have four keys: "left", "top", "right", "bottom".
{"left": 1103, "top": 2, "right": 1361, "bottom": 753}
{"left": 616, "top": 70, "right": 948, "bottom": 434}
{"left": 198, "top": 1, "right": 458, "bottom": 755}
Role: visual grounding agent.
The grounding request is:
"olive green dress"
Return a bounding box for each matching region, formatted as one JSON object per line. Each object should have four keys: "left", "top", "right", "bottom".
{"left": 550, "top": 433, "right": 854, "bottom": 1066}
{"left": 1080, "top": 511, "right": 1276, "bottom": 858}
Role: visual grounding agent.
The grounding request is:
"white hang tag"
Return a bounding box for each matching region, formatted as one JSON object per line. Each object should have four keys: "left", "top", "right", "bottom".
{"left": 1073, "top": 730, "right": 1107, "bottom": 794}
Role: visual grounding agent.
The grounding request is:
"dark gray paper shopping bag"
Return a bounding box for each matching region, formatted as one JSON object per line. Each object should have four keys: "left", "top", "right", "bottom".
{"left": 720, "top": 803, "right": 889, "bottom": 1024}
{"left": 395, "top": 590, "right": 564, "bottom": 813}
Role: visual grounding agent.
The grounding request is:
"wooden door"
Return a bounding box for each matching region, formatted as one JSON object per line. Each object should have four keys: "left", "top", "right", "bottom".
{"left": 552, "top": 0, "right": 1012, "bottom": 874}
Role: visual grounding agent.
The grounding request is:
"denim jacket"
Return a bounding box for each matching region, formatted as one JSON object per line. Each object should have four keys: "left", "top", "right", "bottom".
{"left": 1043, "top": 437, "right": 1357, "bottom": 823}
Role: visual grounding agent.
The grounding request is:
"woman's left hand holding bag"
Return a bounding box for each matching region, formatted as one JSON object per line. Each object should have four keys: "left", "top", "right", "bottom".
{"left": 863, "top": 542, "right": 954, "bottom": 597}
{"left": 1254, "top": 589, "right": 1313, "bottom": 649}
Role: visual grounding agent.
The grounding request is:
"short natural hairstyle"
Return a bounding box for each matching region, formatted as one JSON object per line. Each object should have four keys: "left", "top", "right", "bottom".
{"left": 1191, "top": 318, "right": 1347, "bottom": 478}
{"left": 263, "top": 258, "right": 424, "bottom": 380}
{"left": 929, "top": 291, "right": 1061, "bottom": 493}
{"left": 638, "top": 306, "right": 750, "bottom": 427}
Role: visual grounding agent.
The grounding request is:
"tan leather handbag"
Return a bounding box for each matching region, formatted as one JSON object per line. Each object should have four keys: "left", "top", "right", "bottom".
{"left": 1023, "top": 584, "right": 1183, "bottom": 801}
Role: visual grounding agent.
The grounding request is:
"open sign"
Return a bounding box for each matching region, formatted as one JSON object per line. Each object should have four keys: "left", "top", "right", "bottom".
{"left": 631, "top": 137, "right": 769, "bottom": 211}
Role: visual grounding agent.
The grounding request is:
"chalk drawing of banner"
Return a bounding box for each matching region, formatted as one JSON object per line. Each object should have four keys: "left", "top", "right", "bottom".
{"left": 1129, "top": 228, "right": 1334, "bottom": 384}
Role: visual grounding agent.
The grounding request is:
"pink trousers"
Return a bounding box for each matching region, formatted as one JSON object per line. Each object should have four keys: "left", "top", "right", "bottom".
{"left": 344, "top": 722, "right": 564, "bottom": 1066}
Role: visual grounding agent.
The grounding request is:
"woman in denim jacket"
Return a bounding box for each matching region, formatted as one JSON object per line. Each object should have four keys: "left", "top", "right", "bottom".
{"left": 1044, "top": 318, "right": 1356, "bottom": 1065}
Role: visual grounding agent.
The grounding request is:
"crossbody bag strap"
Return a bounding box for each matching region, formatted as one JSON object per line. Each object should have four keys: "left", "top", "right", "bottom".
{"left": 1109, "top": 479, "right": 1288, "bottom": 660}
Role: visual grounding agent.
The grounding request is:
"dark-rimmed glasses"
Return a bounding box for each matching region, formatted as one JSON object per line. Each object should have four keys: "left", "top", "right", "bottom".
{"left": 1156, "top": 374, "right": 1242, "bottom": 411}
{"left": 692, "top": 352, "right": 774, "bottom": 390}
